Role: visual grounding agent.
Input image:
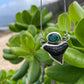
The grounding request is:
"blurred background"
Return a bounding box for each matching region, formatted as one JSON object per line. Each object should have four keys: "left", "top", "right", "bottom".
{"left": 0, "top": 0, "right": 57, "bottom": 30}
{"left": 0, "top": 0, "right": 84, "bottom": 70}
{"left": 0, "top": 0, "right": 84, "bottom": 31}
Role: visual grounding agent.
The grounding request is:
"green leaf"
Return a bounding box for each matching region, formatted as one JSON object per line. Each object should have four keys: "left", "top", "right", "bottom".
{"left": 30, "top": 5, "right": 38, "bottom": 15}
{"left": 3, "top": 48, "right": 11, "bottom": 54}
{"left": 6, "top": 80, "right": 13, "bottom": 84}
{"left": 55, "top": 81, "right": 65, "bottom": 84}
{"left": 44, "top": 75, "right": 51, "bottom": 84}
{"left": 22, "top": 10, "right": 32, "bottom": 24}
{"left": 70, "top": 35, "right": 83, "bottom": 47}
{"left": 11, "top": 47, "right": 30, "bottom": 56}
{"left": 58, "top": 13, "right": 71, "bottom": 32}
{"left": 75, "top": 18, "right": 84, "bottom": 46}
{"left": 0, "top": 71, "right": 2, "bottom": 81}
{"left": 35, "top": 49, "right": 53, "bottom": 65}
{"left": 34, "top": 33, "right": 42, "bottom": 50}
{"left": 0, "top": 70, "right": 6, "bottom": 81}
{"left": 32, "top": 10, "right": 40, "bottom": 26}
{"left": 7, "top": 70, "right": 15, "bottom": 79}
{"left": 47, "top": 23, "right": 59, "bottom": 28}
{"left": 3, "top": 49, "right": 23, "bottom": 62}
{"left": 28, "top": 58, "right": 41, "bottom": 84}
{"left": 9, "top": 23, "right": 19, "bottom": 32}
{"left": 12, "top": 61, "right": 29, "bottom": 81}
{"left": 42, "top": 7, "right": 48, "bottom": 17}
{"left": 22, "top": 76, "right": 26, "bottom": 84}
{"left": 11, "top": 80, "right": 17, "bottom": 84}
{"left": 35, "top": 49, "right": 51, "bottom": 60}
{"left": 28, "top": 25, "right": 37, "bottom": 36}
{"left": 15, "top": 22, "right": 28, "bottom": 31}
{"left": 20, "top": 54, "right": 33, "bottom": 62}
{"left": 45, "top": 63, "right": 84, "bottom": 83}
{"left": 9, "top": 58, "right": 23, "bottom": 64}
{"left": 7, "top": 34, "right": 21, "bottom": 47}
{"left": 17, "top": 80, "right": 23, "bottom": 84}
{"left": 42, "top": 12, "right": 52, "bottom": 25}
{"left": 72, "top": 46, "right": 84, "bottom": 53}
{"left": 16, "top": 12, "right": 23, "bottom": 23}
{"left": 69, "top": 1, "right": 84, "bottom": 23}
{"left": 64, "top": 47, "right": 84, "bottom": 68}
{"left": 20, "top": 31, "right": 35, "bottom": 51}
{"left": 3, "top": 53, "right": 17, "bottom": 60}
{"left": 67, "top": 39, "right": 73, "bottom": 47}
{"left": 34, "top": 80, "right": 41, "bottom": 84}
{"left": 75, "top": 75, "right": 84, "bottom": 84}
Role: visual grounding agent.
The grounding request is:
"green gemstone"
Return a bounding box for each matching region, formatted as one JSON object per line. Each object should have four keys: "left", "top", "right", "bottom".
{"left": 47, "top": 33, "right": 61, "bottom": 42}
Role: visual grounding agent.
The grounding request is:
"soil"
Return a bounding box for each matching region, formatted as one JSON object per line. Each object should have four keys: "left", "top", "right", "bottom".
{"left": 0, "top": 30, "right": 23, "bottom": 71}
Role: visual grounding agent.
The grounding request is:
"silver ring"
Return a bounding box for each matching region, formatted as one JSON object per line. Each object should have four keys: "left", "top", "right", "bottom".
{"left": 62, "top": 34, "right": 70, "bottom": 41}
{"left": 39, "top": 37, "right": 45, "bottom": 43}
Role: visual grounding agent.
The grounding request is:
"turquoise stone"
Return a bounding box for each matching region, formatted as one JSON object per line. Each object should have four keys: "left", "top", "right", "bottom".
{"left": 48, "top": 33, "right": 61, "bottom": 42}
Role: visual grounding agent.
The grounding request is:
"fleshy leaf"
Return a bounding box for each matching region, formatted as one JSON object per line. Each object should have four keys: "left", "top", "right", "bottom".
{"left": 7, "top": 34, "right": 21, "bottom": 47}
{"left": 9, "top": 58, "right": 23, "bottom": 64}
{"left": 58, "top": 13, "right": 71, "bottom": 32}
{"left": 28, "top": 25, "right": 37, "bottom": 36}
{"left": 69, "top": 1, "right": 84, "bottom": 24}
{"left": 32, "top": 10, "right": 40, "bottom": 26}
{"left": 20, "top": 31, "right": 35, "bottom": 51}
{"left": 16, "top": 12, "right": 23, "bottom": 23}
{"left": 70, "top": 35, "right": 83, "bottom": 47}
{"left": 22, "top": 10, "right": 32, "bottom": 24}
{"left": 28, "top": 58, "right": 41, "bottom": 84}
{"left": 17, "top": 80, "right": 23, "bottom": 84}
{"left": 44, "top": 76, "right": 51, "bottom": 84}
{"left": 45, "top": 63, "right": 84, "bottom": 83}
{"left": 0, "top": 70, "right": 6, "bottom": 81}
{"left": 3, "top": 48, "right": 11, "bottom": 54}
{"left": 9, "top": 23, "right": 19, "bottom": 32}
{"left": 35, "top": 49, "right": 53, "bottom": 65}
{"left": 64, "top": 47, "right": 84, "bottom": 68}
{"left": 20, "top": 55, "right": 33, "bottom": 62}
{"left": 30, "top": 5, "right": 38, "bottom": 15}
{"left": 47, "top": 23, "right": 59, "bottom": 28}
{"left": 15, "top": 22, "right": 28, "bottom": 31}
{"left": 42, "top": 7, "right": 48, "bottom": 17}
{"left": 76, "top": 75, "right": 84, "bottom": 84}
{"left": 72, "top": 46, "right": 84, "bottom": 53}
{"left": 34, "top": 80, "right": 41, "bottom": 84}
{"left": 7, "top": 70, "right": 15, "bottom": 79}
{"left": 75, "top": 18, "right": 84, "bottom": 46}
{"left": 42, "top": 12, "right": 52, "bottom": 25}
{"left": 3, "top": 53, "right": 17, "bottom": 60}
{"left": 34, "top": 33, "right": 42, "bottom": 50}
{"left": 11, "top": 47, "right": 30, "bottom": 56}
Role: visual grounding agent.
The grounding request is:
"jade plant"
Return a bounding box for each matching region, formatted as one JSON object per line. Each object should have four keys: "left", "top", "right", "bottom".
{"left": 2, "top": 1, "right": 84, "bottom": 84}
{"left": 9, "top": 5, "right": 52, "bottom": 32}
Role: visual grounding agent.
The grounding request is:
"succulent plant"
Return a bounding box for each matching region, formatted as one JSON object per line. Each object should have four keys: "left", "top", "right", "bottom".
{"left": 2, "top": 1, "right": 84, "bottom": 84}
{"left": 9, "top": 5, "right": 52, "bottom": 32}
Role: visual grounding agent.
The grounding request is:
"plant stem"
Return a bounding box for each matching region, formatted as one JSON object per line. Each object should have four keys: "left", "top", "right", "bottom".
{"left": 41, "top": 63, "right": 45, "bottom": 83}
{"left": 26, "top": 74, "right": 28, "bottom": 84}
{"left": 51, "top": 62, "right": 56, "bottom": 84}
{"left": 51, "top": 80, "right": 56, "bottom": 84}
